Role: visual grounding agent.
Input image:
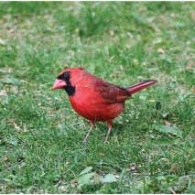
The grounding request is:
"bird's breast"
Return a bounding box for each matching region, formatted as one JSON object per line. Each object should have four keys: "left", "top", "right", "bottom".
{"left": 69, "top": 86, "right": 124, "bottom": 121}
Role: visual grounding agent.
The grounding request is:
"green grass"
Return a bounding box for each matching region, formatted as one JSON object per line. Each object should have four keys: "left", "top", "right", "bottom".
{"left": 0, "top": 2, "right": 195, "bottom": 193}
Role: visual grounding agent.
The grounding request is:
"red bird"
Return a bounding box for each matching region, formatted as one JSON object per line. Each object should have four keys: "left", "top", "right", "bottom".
{"left": 53, "top": 67, "right": 157, "bottom": 143}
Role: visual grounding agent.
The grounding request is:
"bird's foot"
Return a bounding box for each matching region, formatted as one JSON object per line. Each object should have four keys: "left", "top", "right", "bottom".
{"left": 104, "top": 121, "right": 112, "bottom": 144}
{"left": 83, "top": 138, "right": 88, "bottom": 147}
{"left": 83, "top": 136, "right": 89, "bottom": 144}
{"left": 83, "top": 123, "right": 93, "bottom": 144}
{"left": 104, "top": 139, "right": 109, "bottom": 144}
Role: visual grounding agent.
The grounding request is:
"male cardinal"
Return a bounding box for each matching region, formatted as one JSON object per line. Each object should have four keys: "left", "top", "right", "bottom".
{"left": 53, "top": 67, "right": 157, "bottom": 143}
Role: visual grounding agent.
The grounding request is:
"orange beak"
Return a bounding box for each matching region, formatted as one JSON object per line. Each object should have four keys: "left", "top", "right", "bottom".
{"left": 52, "top": 79, "right": 66, "bottom": 89}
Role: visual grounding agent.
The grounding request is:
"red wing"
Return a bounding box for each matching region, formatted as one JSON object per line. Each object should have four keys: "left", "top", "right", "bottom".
{"left": 95, "top": 80, "right": 131, "bottom": 103}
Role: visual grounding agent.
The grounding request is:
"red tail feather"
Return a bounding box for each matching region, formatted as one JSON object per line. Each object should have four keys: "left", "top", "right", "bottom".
{"left": 127, "top": 80, "right": 157, "bottom": 94}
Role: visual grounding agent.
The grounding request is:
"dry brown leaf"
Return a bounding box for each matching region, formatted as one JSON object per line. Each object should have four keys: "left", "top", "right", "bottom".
{"left": 191, "top": 11, "right": 195, "bottom": 21}
{"left": 0, "top": 67, "right": 13, "bottom": 73}
{"left": 70, "top": 179, "right": 78, "bottom": 187}
{"left": 109, "top": 30, "right": 115, "bottom": 36}
{"left": 3, "top": 156, "right": 9, "bottom": 162}
{"left": 0, "top": 38, "right": 6, "bottom": 45}
{"left": 0, "top": 90, "right": 7, "bottom": 96}
{"left": 163, "top": 119, "right": 171, "bottom": 126}
{"left": 8, "top": 119, "right": 22, "bottom": 132}
{"left": 157, "top": 48, "right": 165, "bottom": 54}
{"left": 186, "top": 60, "right": 195, "bottom": 71}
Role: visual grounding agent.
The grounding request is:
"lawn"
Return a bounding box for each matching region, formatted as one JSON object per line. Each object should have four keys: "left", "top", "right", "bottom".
{"left": 0, "top": 2, "right": 195, "bottom": 193}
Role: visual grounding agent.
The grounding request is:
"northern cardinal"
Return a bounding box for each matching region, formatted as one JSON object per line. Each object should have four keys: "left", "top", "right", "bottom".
{"left": 53, "top": 67, "right": 157, "bottom": 143}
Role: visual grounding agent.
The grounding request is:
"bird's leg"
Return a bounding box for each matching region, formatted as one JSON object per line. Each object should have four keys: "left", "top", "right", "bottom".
{"left": 83, "top": 120, "right": 95, "bottom": 143}
{"left": 104, "top": 120, "right": 113, "bottom": 143}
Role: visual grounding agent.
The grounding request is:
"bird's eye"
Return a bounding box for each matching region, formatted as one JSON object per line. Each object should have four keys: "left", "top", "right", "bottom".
{"left": 63, "top": 72, "right": 69, "bottom": 78}
{"left": 57, "top": 71, "right": 70, "bottom": 80}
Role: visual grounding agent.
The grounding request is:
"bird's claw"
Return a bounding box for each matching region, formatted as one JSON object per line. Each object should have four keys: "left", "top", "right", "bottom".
{"left": 83, "top": 138, "right": 88, "bottom": 147}
{"left": 104, "top": 138, "right": 109, "bottom": 144}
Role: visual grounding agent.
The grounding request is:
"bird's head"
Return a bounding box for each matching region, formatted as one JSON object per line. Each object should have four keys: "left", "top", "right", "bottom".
{"left": 52, "top": 67, "right": 84, "bottom": 96}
